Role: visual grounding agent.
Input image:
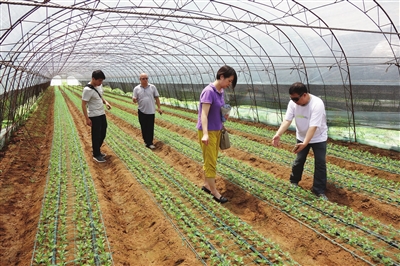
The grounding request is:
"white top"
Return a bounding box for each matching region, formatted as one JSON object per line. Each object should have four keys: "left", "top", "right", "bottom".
{"left": 82, "top": 84, "right": 105, "bottom": 117}
{"left": 133, "top": 84, "right": 160, "bottom": 114}
{"left": 285, "top": 94, "right": 328, "bottom": 143}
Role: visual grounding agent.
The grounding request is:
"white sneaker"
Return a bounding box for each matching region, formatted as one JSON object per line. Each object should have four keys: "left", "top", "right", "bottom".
{"left": 148, "top": 144, "right": 156, "bottom": 149}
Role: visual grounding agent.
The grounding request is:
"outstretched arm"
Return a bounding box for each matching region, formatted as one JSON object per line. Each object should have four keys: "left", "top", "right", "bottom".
{"left": 272, "top": 120, "right": 292, "bottom": 147}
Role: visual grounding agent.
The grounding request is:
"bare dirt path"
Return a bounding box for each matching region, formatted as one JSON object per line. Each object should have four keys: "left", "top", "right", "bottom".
{"left": 0, "top": 89, "right": 55, "bottom": 265}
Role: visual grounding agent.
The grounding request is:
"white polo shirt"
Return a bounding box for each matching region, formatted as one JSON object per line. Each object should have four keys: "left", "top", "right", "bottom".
{"left": 133, "top": 84, "right": 160, "bottom": 114}
{"left": 82, "top": 84, "right": 105, "bottom": 117}
{"left": 285, "top": 94, "right": 328, "bottom": 143}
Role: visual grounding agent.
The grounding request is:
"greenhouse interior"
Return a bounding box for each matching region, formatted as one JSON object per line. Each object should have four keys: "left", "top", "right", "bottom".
{"left": 1, "top": 0, "right": 399, "bottom": 151}
{"left": 0, "top": 1, "right": 399, "bottom": 265}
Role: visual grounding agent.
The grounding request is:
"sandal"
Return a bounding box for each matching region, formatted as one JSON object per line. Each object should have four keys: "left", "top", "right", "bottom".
{"left": 201, "top": 186, "right": 211, "bottom": 194}
{"left": 213, "top": 196, "right": 228, "bottom": 204}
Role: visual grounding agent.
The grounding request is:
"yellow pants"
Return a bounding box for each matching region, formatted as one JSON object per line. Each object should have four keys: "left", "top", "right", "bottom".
{"left": 198, "top": 130, "right": 221, "bottom": 178}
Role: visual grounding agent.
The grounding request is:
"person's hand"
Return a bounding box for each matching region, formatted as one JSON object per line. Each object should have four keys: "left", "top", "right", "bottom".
{"left": 86, "top": 117, "right": 92, "bottom": 127}
{"left": 272, "top": 135, "right": 280, "bottom": 147}
{"left": 132, "top": 98, "right": 138, "bottom": 103}
{"left": 201, "top": 134, "right": 209, "bottom": 145}
{"left": 158, "top": 108, "right": 163, "bottom": 115}
{"left": 293, "top": 143, "right": 305, "bottom": 154}
{"left": 106, "top": 103, "right": 111, "bottom": 110}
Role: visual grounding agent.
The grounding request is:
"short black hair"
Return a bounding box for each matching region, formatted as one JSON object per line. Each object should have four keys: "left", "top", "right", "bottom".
{"left": 289, "top": 82, "right": 308, "bottom": 95}
{"left": 216, "top": 65, "right": 237, "bottom": 89}
{"left": 92, "top": 70, "right": 106, "bottom": 80}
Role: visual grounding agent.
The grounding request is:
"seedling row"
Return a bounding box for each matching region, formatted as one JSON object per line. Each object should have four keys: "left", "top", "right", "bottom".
{"left": 31, "top": 88, "right": 112, "bottom": 265}
{"left": 63, "top": 86, "right": 399, "bottom": 265}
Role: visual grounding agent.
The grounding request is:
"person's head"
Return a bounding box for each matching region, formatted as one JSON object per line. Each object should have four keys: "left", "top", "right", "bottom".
{"left": 91, "top": 70, "right": 105, "bottom": 87}
{"left": 139, "top": 73, "right": 149, "bottom": 87}
{"left": 289, "top": 82, "right": 308, "bottom": 104}
{"left": 216, "top": 65, "right": 237, "bottom": 90}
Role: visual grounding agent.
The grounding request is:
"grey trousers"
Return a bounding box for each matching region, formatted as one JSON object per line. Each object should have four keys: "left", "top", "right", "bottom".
{"left": 290, "top": 140, "right": 327, "bottom": 194}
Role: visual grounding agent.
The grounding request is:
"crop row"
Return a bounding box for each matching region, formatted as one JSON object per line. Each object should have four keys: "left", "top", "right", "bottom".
{"left": 63, "top": 88, "right": 298, "bottom": 265}
{"left": 103, "top": 92, "right": 400, "bottom": 265}
{"left": 162, "top": 104, "right": 399, "bottom": 175}
{"left": 87, "top": 88, "right": 399, "bottom": 176}
{"left": 31, "top": 88, "right": 112, "bottom": 265}
{"left": 100, "top": 91, "right": 399, "bottom": 207}
{"left": 65, "top": 87, "right": 399, "bottom": 265}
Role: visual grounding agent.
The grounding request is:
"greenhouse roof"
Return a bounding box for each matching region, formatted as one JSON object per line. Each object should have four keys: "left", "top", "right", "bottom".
{"left": 1, "top": 0, "right": 399, "bottom": 87}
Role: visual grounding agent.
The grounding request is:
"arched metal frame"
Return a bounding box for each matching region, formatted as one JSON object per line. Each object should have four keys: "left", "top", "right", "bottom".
{"left": 1, "top": 0, "right": 399, "bottom": 147}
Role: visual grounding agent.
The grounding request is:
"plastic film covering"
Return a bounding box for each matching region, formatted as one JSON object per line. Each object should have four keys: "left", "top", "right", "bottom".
{"left": 0, "top": 0, "right": 399, "bottom": 150}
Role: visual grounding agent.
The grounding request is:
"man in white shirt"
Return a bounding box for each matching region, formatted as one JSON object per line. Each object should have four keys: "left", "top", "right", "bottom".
{"left": 132, "top": 73, "right": 162, "bottom": 149}
{"left": 272, "top": 82, "right": 328, "bottom": 200}
{"left": 81, "top": 70, "right": 111, "bottom": 163}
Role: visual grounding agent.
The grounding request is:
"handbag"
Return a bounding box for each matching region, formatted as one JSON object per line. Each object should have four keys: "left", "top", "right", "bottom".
{"left": 219, "top": 129, "right": 230, "bottom": 150}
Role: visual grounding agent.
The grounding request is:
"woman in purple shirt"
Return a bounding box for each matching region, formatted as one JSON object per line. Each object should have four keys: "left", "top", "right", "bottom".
{"left": 197, "top": 65, "right": 237, "bottom": 203}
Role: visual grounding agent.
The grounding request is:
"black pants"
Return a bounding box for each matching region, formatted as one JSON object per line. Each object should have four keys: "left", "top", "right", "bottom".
{"left": 290, "top": 140, "right": 327, "bottom": 194}
{"left": 89, "top": 114, "right": 107, "bottom": 157}
{"left": 138, "top": 110, "right": 155, "bottom": 146}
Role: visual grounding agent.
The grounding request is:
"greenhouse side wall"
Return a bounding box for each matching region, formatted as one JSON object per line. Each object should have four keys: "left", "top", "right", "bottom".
{"left": 74, "top": 81, "right": 399, "bottom": 151}
{"left": 155, "top": 83, "right": 400, "bottom": 152}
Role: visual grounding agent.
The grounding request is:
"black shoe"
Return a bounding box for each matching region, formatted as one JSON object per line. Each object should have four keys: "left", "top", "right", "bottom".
{"left": 312, "top": 189, "right": 328, "bottom": 201}
{"left": 93, "top": 155, "right": 106, "bottom": 163}
{"left": 213, "top": 196, "right": 228, "bottom": 204}
{"left": 201, "top": 186, "right": 211, "bottom": 194}
{"left": 317, "top": 194, "right": 328, "bottom": 201}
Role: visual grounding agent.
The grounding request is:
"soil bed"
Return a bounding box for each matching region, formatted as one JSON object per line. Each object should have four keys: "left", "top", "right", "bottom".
{"left": 0, "top": 87, "right": 398, "bottom": 265}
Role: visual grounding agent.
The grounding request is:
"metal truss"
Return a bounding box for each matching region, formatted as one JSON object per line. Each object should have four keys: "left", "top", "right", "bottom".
{"left": 1, "top": 0, "right": 399, "bottom": 145}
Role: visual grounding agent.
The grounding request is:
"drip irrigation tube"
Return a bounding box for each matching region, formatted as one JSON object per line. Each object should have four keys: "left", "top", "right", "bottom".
{"left": 106, "top": 134, "right": 209, "bottom": 265}
{"left": 108, "top": 124, "right": 280, "bottom": 264}
{"left": 154, "top": 125, "right": 398, "bottom": 264}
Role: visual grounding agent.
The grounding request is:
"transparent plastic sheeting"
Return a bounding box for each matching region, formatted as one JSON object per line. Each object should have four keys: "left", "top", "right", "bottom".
{"left": 0, "top": 0, "right": 399, "bottom": 150}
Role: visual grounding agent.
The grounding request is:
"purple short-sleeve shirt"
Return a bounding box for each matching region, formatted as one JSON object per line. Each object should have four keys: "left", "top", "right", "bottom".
{"left": 196, "top": 83, "right": 224, "bottom": 131}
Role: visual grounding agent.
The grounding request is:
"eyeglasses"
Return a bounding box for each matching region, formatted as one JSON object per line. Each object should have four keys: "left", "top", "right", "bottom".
{"left": 290, "top": 93, "right": 304, "bottom": 102}
{"left": 140, "top": 78, "right": 148, "bottom": 80}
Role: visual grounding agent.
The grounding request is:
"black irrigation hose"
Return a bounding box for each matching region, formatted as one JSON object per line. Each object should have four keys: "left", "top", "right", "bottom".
{"left": 147, "top": 105, "right": 380, "bottom": 265}
{"left": 218, "top": 159, "right": 400, "bottom": 264}
{"left": 108, "top": 123, "right": 277, "bottom": 265}
{"left": 51, "top": 146, "right": 63, "bottom": 264}
{"left": 232, "top": 136, "right": 399, "bottom": 207}
{"left": 60, "top": 90, "right": 110, "bottom": 264}
{"left": 53, "top": 104, "right": 64, "bottom": 264}
{"left": 64, "top": 95, "right": 103, "bottom": 265}
{"left": 32, "top": 97, "right": 65, "bottom": 265}
{"left": 141, "top": 149, "right": 273, "bottom": 265}
{"left": 159, "top": 105, "right": 399, "bottom": 175}
{"left": 327, "top": 146, "right": 400, "bottom": 175}
{"left": 74, "top": 90, "right": 397, "bottom": 264}
{"left": 151, "top": 110, "right": 400, "bottom": 242}
{"left": 222, "top": 161, "right": 399, "bottom": 250}
{"left": 151, "top": 108, "right": 399, "bottom": 199}
{"left": 106, "top": 131, "right": 215, "bottom": 264}
{"left": 159, "top": 128, "right": 399, "bottom": 254}
{"left": 327, "top": 166, "right": 399, "bottom": 195}
{"left": 106, "top": 148, "right": 208, "bottom": 266}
